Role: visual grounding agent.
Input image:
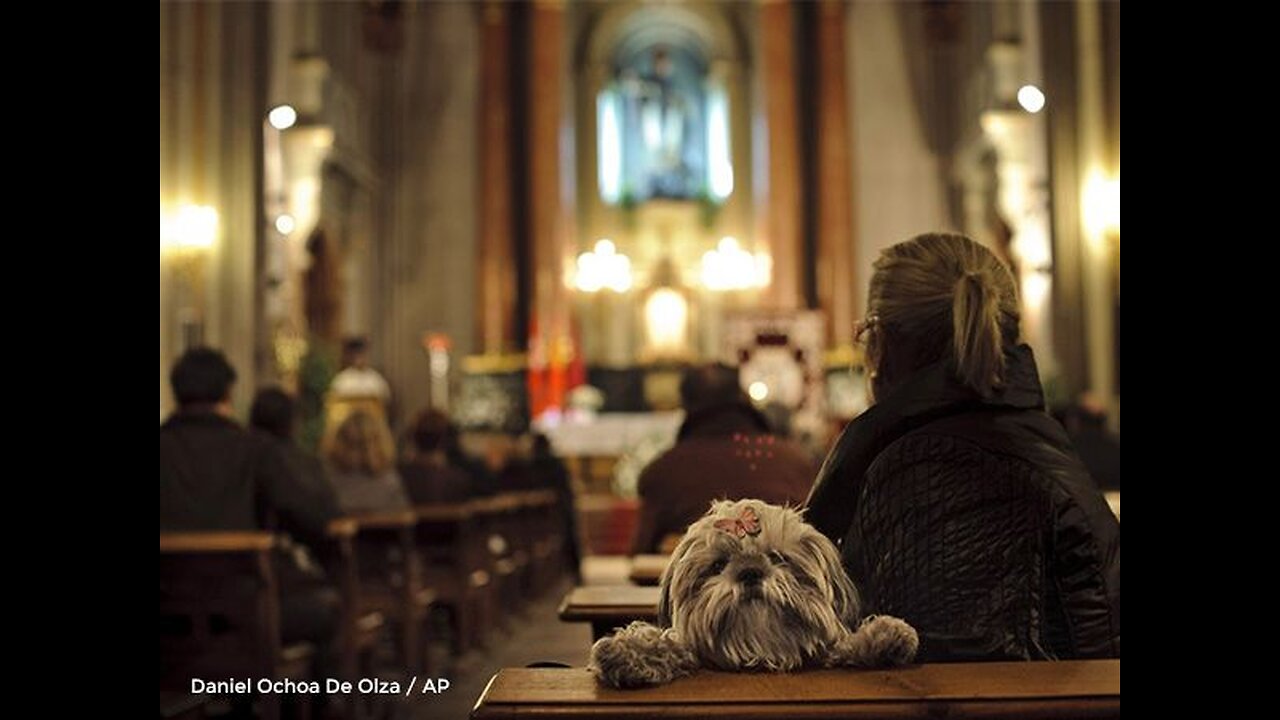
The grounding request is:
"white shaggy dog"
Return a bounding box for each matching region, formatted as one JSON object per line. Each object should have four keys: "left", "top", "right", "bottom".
{"left": 590, "top": 499, "right": 918, "bottom": 688}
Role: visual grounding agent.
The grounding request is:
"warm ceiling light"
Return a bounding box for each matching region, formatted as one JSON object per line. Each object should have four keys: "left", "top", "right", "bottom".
{"left": 268, "top": 104, "right": 297, "bottom": 130}
{"left": 1017, "top": 85, "right": 1046, "bottom": 113}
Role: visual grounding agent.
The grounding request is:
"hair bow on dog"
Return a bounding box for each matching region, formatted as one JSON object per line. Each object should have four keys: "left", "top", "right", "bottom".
{"left": 714, "top": 506, "right": 762, "bottom": 538}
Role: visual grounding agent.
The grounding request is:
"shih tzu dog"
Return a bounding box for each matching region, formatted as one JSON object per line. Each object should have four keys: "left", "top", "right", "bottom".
{"left": 590, "top": 499, "right": 918, "bottom": 688}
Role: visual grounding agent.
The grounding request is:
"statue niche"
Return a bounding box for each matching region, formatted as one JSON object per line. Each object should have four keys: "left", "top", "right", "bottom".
{"left": 614, "top": 45, "right": 706, "bottom": 202}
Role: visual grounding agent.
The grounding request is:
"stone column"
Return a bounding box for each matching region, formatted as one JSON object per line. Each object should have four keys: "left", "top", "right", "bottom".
{"left": 815, "top": 0, "right": 855, "bottom": 345}
{"left": 529, "top": 0, "right": 573, "bottom": 414}
{"left": 1076, "top": 0, "right": 1116, "bottom": 410}
{"left": 758, "top": 0, "right": 802, "bottom": 310}
{"left": 477, "top": 1, "right": 517, "bottom": 354}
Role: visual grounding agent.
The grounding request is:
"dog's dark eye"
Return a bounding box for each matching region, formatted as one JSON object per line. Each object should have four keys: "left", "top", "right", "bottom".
{"left": 769, "top": 551, "right": 789, "bottom": 566}
{"left": 708, "top": 558, "right": 728, "bottom": 575}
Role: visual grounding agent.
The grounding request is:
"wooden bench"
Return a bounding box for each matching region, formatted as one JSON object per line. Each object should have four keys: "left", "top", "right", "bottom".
{"left": 519, "top": 490, "right": 565, "bottom": 594}
{"left": 345, "top": 511, "right": 438, "bottom": 674}
{"left": 159, "top": 532, "right": 313, "bottom": 720}
{"left": 324, "top": 518, "right": 387, "bottom": 720}
{"left": 415, "top": 502, "right": 492, "bottom": 654}
{"left": 471, "top": 659, "right": 1121, "bottom": 719}
{"left": 628, "top": 554, "right": 670, "bottom": 586}
{"left": 470, "top": 494, "right": 525, "bottom": 632}
{"left": 558, "top": 586, "right": 660, "bottom": 641}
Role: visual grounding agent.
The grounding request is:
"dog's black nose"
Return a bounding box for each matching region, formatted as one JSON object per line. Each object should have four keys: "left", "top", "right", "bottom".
{"left": 737, "top": 567, "right": 764, "bottom": 586}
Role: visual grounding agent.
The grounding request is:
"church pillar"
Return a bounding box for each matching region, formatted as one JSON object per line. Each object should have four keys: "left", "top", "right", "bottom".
{"left": 1075, "top": 0, "right": 1117, "bottom": 412}
{"left": 528, "top": 0, "right": 574, "bottom": 414}
{"left": 758, "top": 0, "right": 802, "bottom": 310}
{"left": 477, "top": 1, "right": 517, "bottom": 354}
{"left": 815, "top": 0, "right": 856, "bottom": 345}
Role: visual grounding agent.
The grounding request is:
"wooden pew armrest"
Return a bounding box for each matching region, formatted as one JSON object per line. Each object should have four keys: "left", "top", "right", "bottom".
{"left": 160, "top": 532, "right": 275, "bottom": 553}
{"left": 347, "top": 510, "right": 418, "bottom": 530}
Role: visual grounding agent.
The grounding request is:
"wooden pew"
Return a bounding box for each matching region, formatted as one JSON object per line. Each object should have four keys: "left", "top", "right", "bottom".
{"left": 345, "top": 511, "right": 438, "bottom": 674}
{"left": 324, "top": 518, "right": 386, "bottom": 719}
{"left": 518, "top": 489, "right": 565, "bottom": 595}
{"left": 628, "top": 555, "right": 670, "bottom": 587}
{"left": 159, "top": 532, "right": 313, "bottom": 720}
{"left": 415, "top": 501, "right": 492, "bottom": 655}
{"left": 558, "top": 586, "right": 660, "bottom": 641}
{"left": 471, "top": 660, "right": 1121, "bottom": 719}
{"left": 471, "top": 494, "right": 526, "bottom": 630}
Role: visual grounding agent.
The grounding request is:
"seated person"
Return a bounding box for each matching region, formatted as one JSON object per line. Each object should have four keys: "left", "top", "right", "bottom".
{"left": 447, "top": 423, "right": 499, "bottom": 496}
{"left": 1062, "top": 393, "right": 1120, "bottom": 491}
{"left": 529, "top": 433, "right": 583, "bottom": 583}
{"left": 324, "top": 410, "right": 410, "bottom": 514}
{"left": 805, "top": 233, "right": 1120, "bottom": 661}
{"left": 399, "top": 408, "right": 472, "bottom": 504}
{"left": 250, "top": 387, "right": 340, "bottom": 576}
{"left": 160, "top": 348, "right": 339, "bottom": 657}
{"left": 251, "top": 386, "right": 339, "bottom": 515}
{"left": 630, "top": 363, "right": 816, "bottom": 554}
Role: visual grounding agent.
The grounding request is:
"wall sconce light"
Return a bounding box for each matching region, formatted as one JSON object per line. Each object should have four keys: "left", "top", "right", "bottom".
{"left": 161, "top": 204, "right": 219, "bottom": 252}
{"left": 574, "top": 239, "right": 633, "bottom": 293}
{"left": 161, "top": 203, "right": 219, "bottom": 349}
{"left": 1084, "top": 172, "right": 1120, "bottom": 238}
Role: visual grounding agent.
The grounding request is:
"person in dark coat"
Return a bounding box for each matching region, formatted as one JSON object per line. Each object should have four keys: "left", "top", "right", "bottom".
{"left": 400, "top": 408, "right": 473, "bottom": 504}
{"left": 160, "top": 349, "right": 335, "bottom": 545}
{"left": 806, "top": 233, "right": 1120, "bottom": 662}
{"left": 250, "top": 386, "right": 340, "bottom": 520}
{"left": 631, "top": 363, "right": 816, "bottom": 555}
{"left": 529, "top": 433, "right": 583, "bottom": 583}
{"left": 1061, "top": 394, "right": 1121, "bottom": 491}
{"left": 160, "top": 349, "right": 340, "bottom": 657}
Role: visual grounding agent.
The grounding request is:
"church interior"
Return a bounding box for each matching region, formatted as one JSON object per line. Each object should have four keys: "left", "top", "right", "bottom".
{"left": 160, "top": 1, "right": 1120, "bottom": 718}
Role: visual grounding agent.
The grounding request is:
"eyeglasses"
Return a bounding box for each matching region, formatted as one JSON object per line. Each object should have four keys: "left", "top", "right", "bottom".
{"left": 852, "top": 315, "right": 880, "bottom": 347}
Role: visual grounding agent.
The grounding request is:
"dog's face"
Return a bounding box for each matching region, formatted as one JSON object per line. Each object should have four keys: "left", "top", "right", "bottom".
{"left": 656, "top": 499, "right": 860, "bottom": 672}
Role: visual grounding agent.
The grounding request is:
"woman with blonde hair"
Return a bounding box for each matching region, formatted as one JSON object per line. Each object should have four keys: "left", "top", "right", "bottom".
{"left": 324, "top": 409, "right": 410, "bottom": 514}
{"left": 806, "top": 233, "right": 1119, "bottom": 662}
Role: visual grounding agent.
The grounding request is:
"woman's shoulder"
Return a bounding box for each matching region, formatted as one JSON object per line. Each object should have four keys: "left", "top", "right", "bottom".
{"left": 871, "top": 407, "right": 1095, "bottom": 497}
{"left": 893, "top": 407, "right": 1069, "bottom": 460}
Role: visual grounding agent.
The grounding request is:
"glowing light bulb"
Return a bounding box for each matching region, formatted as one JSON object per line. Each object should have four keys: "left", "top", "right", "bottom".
{"left": 268, "top": 104, "right": 297, "bottom": 130}
{"left": 1017, "top": 85, "right": 1046, "bottom": 113}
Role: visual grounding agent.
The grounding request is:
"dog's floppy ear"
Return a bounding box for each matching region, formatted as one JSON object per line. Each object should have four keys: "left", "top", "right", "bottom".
{"left": 656, "top": 533, "right": 694, "bottom": 628}
{"left": 805, "top": 531, "right": 861, "bottom": 625}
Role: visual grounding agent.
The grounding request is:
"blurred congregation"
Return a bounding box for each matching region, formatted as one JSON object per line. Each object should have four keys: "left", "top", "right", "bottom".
{"left": 160, "top": 1, "right": 1119, "bottom": 719}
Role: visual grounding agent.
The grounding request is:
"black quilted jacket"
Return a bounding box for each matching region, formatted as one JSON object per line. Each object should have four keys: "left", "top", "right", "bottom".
{"left": 806, "top": 345, "right": 1121, "bottom": 661}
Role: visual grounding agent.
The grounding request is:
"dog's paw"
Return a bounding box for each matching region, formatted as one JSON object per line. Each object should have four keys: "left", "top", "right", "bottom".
{"left": 828, "top": 615, "right": 919, "bottom": 667}
{"left": 858, "top": 615, "right": 919, "bottom": 666}
{"left": 588, "top": 621, "right": 699, "bottom": 689}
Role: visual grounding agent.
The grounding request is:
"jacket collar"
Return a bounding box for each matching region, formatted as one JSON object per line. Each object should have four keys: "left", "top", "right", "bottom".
{"left": 162, "top": 408, "right": 240, "bottom": 430}
{"left": 804, "top": 344, "right": 1044, "bottom": 542}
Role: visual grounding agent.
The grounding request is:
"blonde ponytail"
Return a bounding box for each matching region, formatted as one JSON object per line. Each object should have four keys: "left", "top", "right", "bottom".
{"left": 866, "top": 233, "right": 1020, "bottom": 398}
{"left": 952, "top": 271, "right": 1004, "bottom": 396}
